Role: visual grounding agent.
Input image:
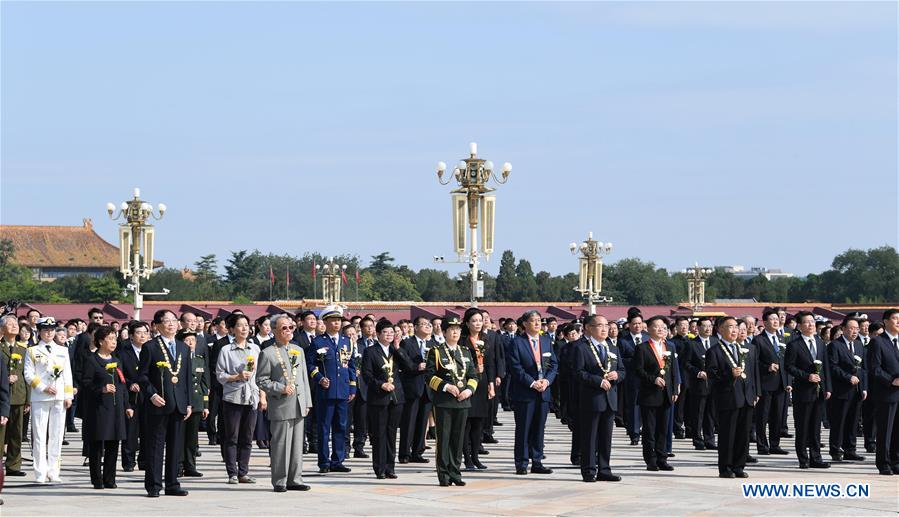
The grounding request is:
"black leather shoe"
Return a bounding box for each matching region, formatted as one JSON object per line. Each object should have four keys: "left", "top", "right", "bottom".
{"left": 865, "top": 445, "right": 876, "bottom": 453}
{"left": 705, "top": 444, "right": 718, "bottom": 450}
{"left": 62, "top": 440, "right": 70, "bottom": 446}
{"left": 473, "top": 460, "right": 487, "bottom": 470}
{"left": 582, "top": 476, "right": 596, "bottom": 482}
{"left": 93, "top": 483, "right": 105, "bottom": 489}
{"left": 667, "top": 452, "right": 675, "bottom": 458}
{"left": 385, "top": 473, "right": 397, "bottom": 479}
{"left": 287, "top": 484, "right": 311, "bottom": 491}
{"left": 182, "top": 470, "right": 203, "bottom": 477}
{"left": 330, "top": 465, "right": 351, "bottom": 473}
{"left": 799, "top": 463, "right": 809, "bottom": 469}
{"left": 781, "top": 432, "right": 793, "bottom": 438}
{"left": 830, "top": 453, "right": 844, "bottom": 462}
{"left": 450, "top": 479, "right": 466, "bottom": 486}
{"left": 147, "top": 491, "right": 160, "bottom": 498}
{"left": 694, "top": 444, "right": 706, "bottom": 451}
{"left": 809, "top": 461, "right": 830, "bottom": 469}
{"left": 354, "top": 450, "right": 369, "bottom": 459}
{"left": 482, "top": 435, "right": 498, "bottom": 444}
{"left": 891, "top": 465, "right": 899, "bottom": 474}
{"left": 464, "top": 462, "right": 476, "bottom": 471}
{"left": 493, "top": 421, "right": 503, "bottom": 426}
{"left": 770, "top": 447, "right": 789, "bottom": 455}
{"left": 398, "top": 457, "right": 409, "bottom": 464}
{"left": 164, "top": 489, "right": 189, "bottom": 496}
{"left": 104, "top": 483, "right": 118, "bottom": 489}
{"left": 658, "top": 464, "right": 674, "bottom": 471}
{"left": 319, "top": 466, "right": 330, "bottom": 473}
{"left": 123, "top": 466, "right": 135, "bottom": 472}
{"left": 376, "top": 473, "right": 386, "bottom": 479}
{"left": 630, "top": 437, "right": 640, "bottom": 446}
{"left": 734, "top": 471, "right": 749, "bottom": 479}
{"left": 843, "top": 452, "right": 865, "bottom": 461}
{"left": 439, "top": 479, "right": 450, "bottom": 486}
{"left": 409, "top": 456, "right": 429, "bottom": 463}
{"left": 66, "top": 424, "right": 78, "bottom": 433}
{"left": 478, "top": 447, "right": 489, "bottom": 455}
{"left": 531, "top": 465, "right": 553, "bottom": 474}
{"left": 274, "top": 486, "right": 287, "bottom": 493}
{"left": 719, "top": 472, "right": 735, "bottom": 479}
{"left": 746, "top": 455, "right": 758, "bottom": 464}
{"left": 878, "top": 468, "right": 893, "bottom": 475}
{"left": 5, "top": 469, "right": 26, "bottom": 477}
{"left": 597, "top": 473, "right": 621, "bottom": 482}
{"left": 756, "top": 449, "right": 770, "bottom": 455}
{"left": 646, "top": 465, "right": 659, "bottom": 472}
{"left": 515, "top": 468, "right": 527, "bottom": 475}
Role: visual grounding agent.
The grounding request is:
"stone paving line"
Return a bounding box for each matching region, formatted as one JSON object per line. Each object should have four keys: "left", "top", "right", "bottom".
{"left": 2, "top": 408, "right": 896, "bottom": 516}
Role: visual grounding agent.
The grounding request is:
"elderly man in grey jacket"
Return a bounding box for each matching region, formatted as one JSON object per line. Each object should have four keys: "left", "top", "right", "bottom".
{"left": 257, "top": 314, "right": 313, "bottom": 492}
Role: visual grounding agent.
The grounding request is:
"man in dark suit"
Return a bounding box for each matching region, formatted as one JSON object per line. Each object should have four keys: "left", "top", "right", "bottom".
{"left": 827, "top": 316, "right": 867, "bottom": 462}
{"left": 398, "top": 316, "right": 433, "bottom": 464}
{"left": 784, "top": 311, "right": 832, "bottom": 469}
{"left": 867, "top": 308, "right": 899, "bottom": 475}
{"left": 707, "top": 317, "right": 759, "bottom": 478}
{"left": 120, "top": 321, "right": 151, "bottom": 472}
{"left": 351, "top": 317, "right": 377, "bottom": 458}
{"left": 138, "top": 310, "right": 192, "bottom": 497}
{"left": 205, "top": 316, "right": 230, "bottom": 446}
{"left": 633, "top": 315, "right": 679, "bottom": 471}
{"left": 684, "top": 317, "right": 717, "bottom": 450}
{"left": 618, "top": 309, "right": 650, "bottom": 446}
{"left": 670, "top": 316, "right": 692, "bottom": 440}
{"left": 753, "top": 308, "right": 790, "bottom": 456}
{"left": 361, "top": 320, "right": 413, "bottom": 479}
{"left": 507, "top": 310, "right": 557, "bottom": 475}
{"left": 573, "top": 315, "right": 624, "bottom": 482}
{"left": 295, "top": 310, "right": 320, "bottom": 454}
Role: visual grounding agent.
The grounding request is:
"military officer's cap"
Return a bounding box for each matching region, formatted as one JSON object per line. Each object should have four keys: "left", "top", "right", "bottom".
{"left": 36, "top": 316, "right": 57, "bottom": 330}
{"left": 320, "top": 305, "right": 343, "bottom": 320}
{"left": 441, "top": 316, "right": 463, "bottom": 332}
{"left": 175, "top": 329, "right": 197, "bottom": 341}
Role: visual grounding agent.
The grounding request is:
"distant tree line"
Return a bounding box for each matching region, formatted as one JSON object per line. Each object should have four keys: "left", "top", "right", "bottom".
{"left": 0, "top": 238, "right": 896, "bottom": 305}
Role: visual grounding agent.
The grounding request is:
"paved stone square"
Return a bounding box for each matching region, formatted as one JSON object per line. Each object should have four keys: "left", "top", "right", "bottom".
{"left": 3, "top": 409, "right": 896, "bottom": 516}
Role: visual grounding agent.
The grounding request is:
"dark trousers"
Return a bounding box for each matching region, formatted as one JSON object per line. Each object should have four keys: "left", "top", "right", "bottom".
{"left": 828, "top": 393, "right": 862, "bottom": 454}
{"left": 579, "top": 408, "right": 614, "bottom": 477}
{"left": 623, "top": 381, "right": 641, "bottom": 439}
{"left": 122, "top": 402, "right": 144, "bottom": 469}
{"left": 307, "top": 404, "right": 319, "bottom": 452}
{"left": 568, "top": 401, "right": 580, "bottom": 463}
{"left": 89, "top": 440, "right": 119, "bottom": 486}
{"left": 144, "top": 411, "right": 184, "bottom": 494}
{"left": 640, "top": 404, "right": 669, "bottom": 467}
{"left": 512, "top": 400, "right": 549, "bottom": 469}
{"left": 352, "top": 398, "right": 367, "bottom": 452}
{"left": 434, "top": 406, "right": 467, "bottom": 484}
{"left": 863, "top": 397, "right": 877, "bottom": 449}
{"left": 501, "top": 375, "right": 511, "bottom": 409}
{"left": 463, "top": 416, "right": 485, "bottom": 464}
{"left": 755, "top": 390, "right": 785, "bottom": 452}
{"left": 688, "top": 393, "right": 715, "bottom": 447}
{"left": 485, "top": 396, "right": 497, "bottom": 437}
{"left": 717, "top": 405, "right": 750, "bottom": 474}
{"left": 316, "top": 398, "right": 348, "bottom": 468}
{"left": 207, "top": 387, "right": 222, "bottom": 442}
{"left": 781, "top": 391, "right": 790, "bottom": 432}
{"left": 182, "top": 412, "right": 202, "bottom": 472}
{"left": 399, "top": 393, "right": 429, "bottom": 460}
{"left": 674, "top": 386, "right": 687, "bottom": 434}
{"left": 793, "top": 398, "right": 824, "bottom": 465}
{"left": 874, "top": 401, "right": 899, "bottom": 470}
{"left": 222, "top": 401, "right": 257, "bottom": 478}
{"left": 368, "top": 402, "right": 402, "bottom": 476}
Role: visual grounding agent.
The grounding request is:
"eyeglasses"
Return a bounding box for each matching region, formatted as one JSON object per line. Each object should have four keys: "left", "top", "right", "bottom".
{"left": 280, "top": 325, "right": 296, "bottom": 331}
{"left": 160, "top": 319, "right": 178, "bottom": 324}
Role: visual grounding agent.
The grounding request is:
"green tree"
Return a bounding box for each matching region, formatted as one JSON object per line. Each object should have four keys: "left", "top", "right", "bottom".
{"left": 495, "top": 250, "right": 519, "bottom": 301}
{"left": 194, "top": 254, "right": 219, "bottom": 282}
{"left": 0, "top": 239, "right": 13, "bottom": 268}
{"left": 224, "top": 250, "right": 264, "bottom": 298}
{"left": 514, "top": 259, "right": 538, "bottom": 301}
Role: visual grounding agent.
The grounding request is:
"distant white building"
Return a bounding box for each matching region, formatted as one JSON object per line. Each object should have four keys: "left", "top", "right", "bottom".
{"left": 718, "top": 265, "right": 794, "bottom": 280}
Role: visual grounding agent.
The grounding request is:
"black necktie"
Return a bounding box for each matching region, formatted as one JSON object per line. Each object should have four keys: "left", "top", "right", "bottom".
{"left": 893, "top": 337, "right": 898, "bottom": 352}
{"left": 807, "top": 338, "right": 816, "bottom": 358}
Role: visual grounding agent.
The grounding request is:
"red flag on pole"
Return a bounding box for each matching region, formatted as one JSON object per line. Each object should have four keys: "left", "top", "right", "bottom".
{"left": 355, "top": 270, "right": 360, "bottom": 284}
{"left": 341, "top": 269, "right": 349, "bottom": 285}
{"left": 311, "top": 261, "right": 317, "bottom": 280}
{"left": 269, "top": 265, "right": 275, "bottom": 285}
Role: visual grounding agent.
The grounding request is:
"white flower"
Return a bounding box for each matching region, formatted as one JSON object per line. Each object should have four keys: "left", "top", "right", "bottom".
{"left": 739, "top": 347, "right": 750, "bottom": 354}
{"left": 662, "top": 351, "right": 672, "bottom": 357}
{"left": 316, "top": 347, "right": 328, "bottom": 355}
{"left": 542, "top": 352, "right": 551, "bottom": 357}
{"left": 778, "top": 343, "right": 786, "bottom": 348}
{"left": 853, "top": 355, "right": 862, "bottom": 362}
{"left": 609, "top": 352, "right": 618, "bottom": 360}
{"left": 476, "top": 340, "right": 485, "bottom": 347}
{"left": 813, "top": 359, "right": 822, "bottom": 366}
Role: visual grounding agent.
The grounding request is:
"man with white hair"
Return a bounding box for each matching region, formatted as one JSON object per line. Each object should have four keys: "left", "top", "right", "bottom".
{"left": 24, "top": 317, "right": 74, "bottom": 483}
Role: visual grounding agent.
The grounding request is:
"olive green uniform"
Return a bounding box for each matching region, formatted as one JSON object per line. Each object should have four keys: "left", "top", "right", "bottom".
{"left": 0, "top": 339, "right": 30, "bottom": 473}
{"left": 182, "top": 351, "right": 210, "bottom": 473}
{"left": 426, "top": 342, "right": 478, "bottom": 485}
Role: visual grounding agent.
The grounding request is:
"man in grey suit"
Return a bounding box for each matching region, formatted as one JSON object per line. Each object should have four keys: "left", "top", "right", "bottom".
{"left": 257, "top": 314, "right": 313, "bottom": 493}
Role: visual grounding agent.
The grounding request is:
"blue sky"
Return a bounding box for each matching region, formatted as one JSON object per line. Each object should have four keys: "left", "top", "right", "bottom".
{"left": 2, "top": 2, "right": 896, "bottom": 277}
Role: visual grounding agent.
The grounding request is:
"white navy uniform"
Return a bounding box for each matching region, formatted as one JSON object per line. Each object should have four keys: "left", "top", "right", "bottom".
{"left": 24, "top": 340, "right": 74, "bottom": 483}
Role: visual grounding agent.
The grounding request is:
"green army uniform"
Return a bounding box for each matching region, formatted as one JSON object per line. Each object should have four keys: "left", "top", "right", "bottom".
{"left": 182, "top": 351, "right": 210, "bottom": 474}
{"left": 426, "top": 341, "right": 478, "bottom": 486}
{"left": 0, "top": 339, "right": 30, "bottom": 474}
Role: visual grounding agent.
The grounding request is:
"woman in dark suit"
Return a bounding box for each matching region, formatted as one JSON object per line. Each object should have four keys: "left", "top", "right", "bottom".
{"left": 460, "top": 308, "right": 495, "bottom": 470}
{"left": 81, "top": 325, "right": 131, "bottom": 489}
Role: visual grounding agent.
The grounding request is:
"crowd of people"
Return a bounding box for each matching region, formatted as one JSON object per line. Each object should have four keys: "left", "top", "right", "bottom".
{"left": 0, "top": 303, "right": 897, "bottom": 502}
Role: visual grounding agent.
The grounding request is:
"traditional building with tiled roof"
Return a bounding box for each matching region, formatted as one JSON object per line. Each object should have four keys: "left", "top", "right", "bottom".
{"left": 0, "top": 219, "right": 162, "bottom": 282}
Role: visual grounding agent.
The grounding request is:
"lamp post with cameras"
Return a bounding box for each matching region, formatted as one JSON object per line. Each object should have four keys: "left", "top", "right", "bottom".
{"left": 683, "top": 262, "right": 713, "bottom": 311}
{"left": 569, "top": 232, "right": 613, "bottom": 315}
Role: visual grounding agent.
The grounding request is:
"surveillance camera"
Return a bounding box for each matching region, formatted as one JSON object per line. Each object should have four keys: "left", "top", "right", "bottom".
{"left": 469, "top": 262, "right": 475, "bottom": 269}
